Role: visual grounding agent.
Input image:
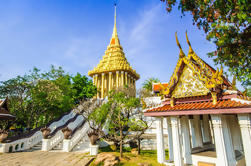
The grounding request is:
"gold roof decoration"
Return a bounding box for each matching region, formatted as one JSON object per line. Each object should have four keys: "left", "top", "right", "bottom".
{"left": 88, "top": 5, "right": 140, "bottom": 80}
{"left": 159, "top": 32, "right": 232, "bottom": 98}
{"left": 175, "top": 32, "right": 185, "bottom": 58}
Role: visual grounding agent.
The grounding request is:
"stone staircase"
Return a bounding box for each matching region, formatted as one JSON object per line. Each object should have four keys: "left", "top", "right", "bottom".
{"left": 23, "top": 141, "right": 42, "bottom": 152}
{"left": 72, "top": 135, "right": 90, "bottom": 153}
{"left": 51, "top": 141, "right": 63, "bottom": 152}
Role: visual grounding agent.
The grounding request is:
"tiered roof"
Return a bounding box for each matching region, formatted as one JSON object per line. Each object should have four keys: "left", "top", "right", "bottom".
{"left": 88, "top": 6, "right": 140, "bottom": 80}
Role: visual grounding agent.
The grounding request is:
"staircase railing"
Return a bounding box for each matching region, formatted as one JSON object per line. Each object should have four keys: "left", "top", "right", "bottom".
{"left": 0, "top": 110, "right": 76, "bottom": 153}
{"left": 42, "top": 114, "right": 84, "bottom": 151}
{"left": 62, "top": 120, "right": 89, "bottom": 152}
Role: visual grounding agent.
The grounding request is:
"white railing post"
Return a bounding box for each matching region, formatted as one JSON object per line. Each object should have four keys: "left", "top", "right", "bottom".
{"left": 42, "top": 139, "right": 50, "bottom": 151}
{"left": 0, "top": 143, "right": 7, "bottom": 152}
{"left": 63, "top": 139, "right": 71, "bottom": 152}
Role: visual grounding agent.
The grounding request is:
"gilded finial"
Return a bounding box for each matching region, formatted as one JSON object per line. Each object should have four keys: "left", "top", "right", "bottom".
{"left": 186, "top": 31, "right": 194, "bottom": 54}
{"left": 112, "top": 3, "right": 118, "bottom": 38}
{"left": 175, "top": 32, "right": 185, "bottom": 58}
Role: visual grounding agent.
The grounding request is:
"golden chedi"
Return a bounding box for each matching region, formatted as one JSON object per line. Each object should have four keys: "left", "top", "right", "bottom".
{"left": 88, "top": 6, "right": 140, "bottom": 98}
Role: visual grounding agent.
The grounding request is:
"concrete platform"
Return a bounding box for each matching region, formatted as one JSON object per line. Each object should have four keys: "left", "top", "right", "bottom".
{"left": 0, "top": 151, "right": 93, "bottom": 166}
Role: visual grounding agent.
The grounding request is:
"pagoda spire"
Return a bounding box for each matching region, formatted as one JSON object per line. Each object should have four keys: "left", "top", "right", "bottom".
{"left": 110, "top": 3, "right": 120, "bottom": 45}
{"left": 112, "top": 3, "right": 117, "bottom": 38}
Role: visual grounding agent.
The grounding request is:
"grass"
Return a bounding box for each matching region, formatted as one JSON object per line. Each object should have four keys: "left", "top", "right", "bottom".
{"left": 90, "top": 147, "right": 168, "bottom": 166}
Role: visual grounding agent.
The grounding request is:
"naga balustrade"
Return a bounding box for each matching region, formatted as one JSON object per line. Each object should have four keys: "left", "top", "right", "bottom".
{"left": 42, "top": 115, "right": 84, "bottom": 151}
{"left": 62, "top": 120, "right": 90, "bottom": 152}
{"left": 0, "top": 105, "right": 84, "bottom": 153}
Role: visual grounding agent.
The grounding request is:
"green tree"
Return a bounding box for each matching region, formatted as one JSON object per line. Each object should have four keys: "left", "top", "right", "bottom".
{"left": 76, "top": 99, "right": 109, "bottom": 138}
{"left": 0, "top": 66, "right": 96, "bottom": 130}
{"left": 72, "top": 73, "right": 97, "bottom": 104}
{"left": 142, "top": 78, "right": 160, "bottom": 92}
{"left": 161, "top": 0, "right": 250, "bottom": 87}
{"left": 103, "top": 86, "right": 149, "bottom": 158}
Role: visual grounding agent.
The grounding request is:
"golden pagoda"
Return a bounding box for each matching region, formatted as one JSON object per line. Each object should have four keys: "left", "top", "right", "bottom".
{"left": 88, "top": 5, "right": 140, "bottom": 98}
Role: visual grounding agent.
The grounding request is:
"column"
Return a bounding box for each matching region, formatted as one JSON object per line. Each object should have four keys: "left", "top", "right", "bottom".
{"left": 166, "top": 117, "right": 174, "bottom": 162}
{"left": 211, "top": 115, "right": 236, "bottom": 166}
{"left": 121, "top": 71, "right": 124, "bottom": 87}
{"left": 171, "top": 116, "right": 183, "bottom": 166}
{"left": 156, "top": 117, "right": 165, "bottom": 164}
{"left": 109, "top": 72, "right": 112, "bottom": 92}
{"left": 238, "top": 114, "right": 251, "bottom": 166}
{"left": 93, "top": 75, "right": 96, "bottom": 86}
{"left": 128, "top": 75, "right": 131, "bottom": 86}
{"left": 194, "top": 115, "right": 203, "bottom": 147}
{"left": 97, "top": 74, "right": 100, "bottom": 98}
{"left": 181, "top": 116, "right": 192, "bottom": 165}
{"left": 116, "top": 71, "right": 119, "bottom": 88}
{"left": 105, "top": 74, "right": 108, "bottom": 97}
{"left": 101, "top": 73, "right": 105, "bottom": 98}
{"left": 189, "top": 116, "right": 197, "bottom": 148}
{"left": 125, "top": 72, "right": 128, "bottom": 85}
{"left": 202, "top": 115, "right": 211, "bottom": 143}
{"left": 133, "top": 78, "right": 136, "bottom": 95}
{"left": 228, "top": 115, "right": 242, "bottom": 151}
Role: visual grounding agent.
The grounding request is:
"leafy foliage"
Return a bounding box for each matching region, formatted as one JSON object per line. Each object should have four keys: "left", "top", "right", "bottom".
{"left": 161, "top": 0, "right": 251, "bottom": 87}
{"left": 102, "top": 86, "right": 150, "bottom": 157}
{"left": 142, "top": 78, "right": 160, "bottom": 92}
{"left": 72, "top": 73, "right": 97, "bottom": 103}
{"left": 0, "top": 66, "right": 96, "bottom": 130}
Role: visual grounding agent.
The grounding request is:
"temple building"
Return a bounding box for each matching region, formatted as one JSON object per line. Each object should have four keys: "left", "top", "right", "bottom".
{"left": 88, "top": 6, "right": 140, "bottom": 98}
{"left": 144, "top": 32, "right": 251, "bottom": 166}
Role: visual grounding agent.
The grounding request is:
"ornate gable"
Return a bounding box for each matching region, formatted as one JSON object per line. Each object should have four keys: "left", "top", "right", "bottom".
{"left": 160, "top": 32, "right": 232, "bottom": 98}
{"left": 172, "top": 66, "right": 209, "bottom": 98}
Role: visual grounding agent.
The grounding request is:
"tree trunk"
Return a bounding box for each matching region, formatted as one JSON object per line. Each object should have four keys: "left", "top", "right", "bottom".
{"left": 137, "top": 138, "right": 141, "bottom": 155}
{"left": 120, "top": 128, "right": 123, "bottom": 158}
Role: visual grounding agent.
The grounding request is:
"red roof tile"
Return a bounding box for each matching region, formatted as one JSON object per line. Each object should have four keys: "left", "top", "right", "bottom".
{"left": 145, "top": 99, "right": 251, "bottom": 113}
{"left": 153, "top": 83, "right": 168, "bottom": 92}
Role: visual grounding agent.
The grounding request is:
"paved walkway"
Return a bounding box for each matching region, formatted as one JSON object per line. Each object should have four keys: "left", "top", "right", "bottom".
{"left": 0, "top": 151, "right": 93, "bottom": 166}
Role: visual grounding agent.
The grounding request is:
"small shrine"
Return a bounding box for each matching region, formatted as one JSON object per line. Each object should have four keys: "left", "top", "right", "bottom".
{"left": 0, "top": 98, "right": 15, "bottom": 120}
{"left": 88, "top": 5, "right": 140, "bottom": 98}
{"left": 144, "top": 32, "right": 251, "bottom": 166}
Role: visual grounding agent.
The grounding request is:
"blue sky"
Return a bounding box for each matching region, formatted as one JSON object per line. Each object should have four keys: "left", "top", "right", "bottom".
{"left": 0, "top": 0, "right": 238, "bottom": 89}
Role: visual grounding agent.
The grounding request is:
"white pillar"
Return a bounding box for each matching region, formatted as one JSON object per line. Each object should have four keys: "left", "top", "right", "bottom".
{"left": 166, "top": 117, "right": 174, "bottom": 162}
{"left": 181, "top": 116, "right": 192, "bottom": 165}
{"left": 156, "top": 117, "right": 165, "bottom": 164}
{"left": 171, "top": 116, "right": 184, "bottom": 166}
{"left": 228, "top": 115, "right": 243, "bottom": 151}
{"left": 211, "top": 115, "right": 236, "bottom": 166}
{"left": 189, "top": 116, "right": 197, "bottom": 148}
{"left": 202, "top": 115, "right": 211, "bottom": 143}
{"left": 238, "top": 114, "right": 251, "bottom": 166}
{"left": 194, "top": 115, "right": 203, "bottom": 147}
